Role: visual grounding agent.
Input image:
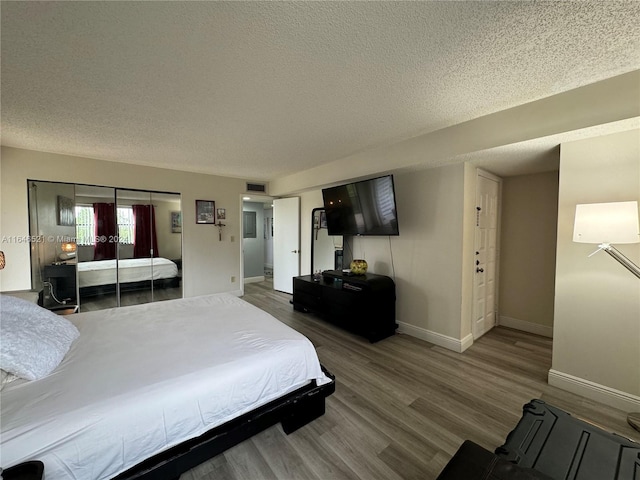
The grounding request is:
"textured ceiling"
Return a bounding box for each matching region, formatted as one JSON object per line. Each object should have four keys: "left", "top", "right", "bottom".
{"left": 2, "top": 1, "right": 639, "bottom": 180}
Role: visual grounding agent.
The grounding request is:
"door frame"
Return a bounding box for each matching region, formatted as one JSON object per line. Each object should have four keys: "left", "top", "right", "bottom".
{"left": 471, "top": 169, "right": 503, "bottom": 340}
{"left": 239, "top": 194, "right": 274, "bottom": 296}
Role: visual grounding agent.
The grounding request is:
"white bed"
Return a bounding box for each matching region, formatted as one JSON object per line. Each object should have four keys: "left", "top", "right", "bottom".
{"left": 0, "top": 293, "right": 331, "bottom": 479}
{"left": 77, "top": 257, "right": 179, "bottom": 288}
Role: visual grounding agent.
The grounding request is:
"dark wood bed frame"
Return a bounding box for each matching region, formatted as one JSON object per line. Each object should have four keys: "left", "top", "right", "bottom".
{"left": 113, "top": 366, "right": 335, "bottom": 480}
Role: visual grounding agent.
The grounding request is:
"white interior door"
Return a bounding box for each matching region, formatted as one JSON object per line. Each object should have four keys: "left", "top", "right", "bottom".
{"left": 472, "top": 171, "right": 501, "bottom": 340}
{"left": 273, "top": 197, "right": 300, "bottom": 294}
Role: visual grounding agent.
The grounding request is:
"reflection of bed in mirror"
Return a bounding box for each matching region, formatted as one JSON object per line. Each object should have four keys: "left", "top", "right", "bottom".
{"left": 78, "top": 257, "right": 180, "bottom": 297}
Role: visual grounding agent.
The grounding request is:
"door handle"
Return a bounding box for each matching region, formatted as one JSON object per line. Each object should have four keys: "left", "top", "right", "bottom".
{"left": 476, "top": 268, "right": 484, "bottom": 273}
{"left": 291, "top": 250, "right": 299, "bottom": 254}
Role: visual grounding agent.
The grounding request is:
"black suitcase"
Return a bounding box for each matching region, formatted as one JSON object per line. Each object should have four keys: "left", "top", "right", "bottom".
{"left": 495, "top": 399, "right": 640, "bottom": 480}
{"left": 437, "top": 440, "right": 554, "bottom": 480}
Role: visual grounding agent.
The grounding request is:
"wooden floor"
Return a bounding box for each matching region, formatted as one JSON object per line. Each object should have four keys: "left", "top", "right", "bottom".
{"left": 181, "top": 280, "right": 639, "bottom": 480}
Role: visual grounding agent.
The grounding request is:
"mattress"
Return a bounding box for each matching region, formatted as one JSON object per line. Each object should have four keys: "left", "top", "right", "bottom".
{"left": 77, "top": 257, "right": 179, "bottom": 288}
{"left": 0, "top": 293, "right": 330, "bottom": 479}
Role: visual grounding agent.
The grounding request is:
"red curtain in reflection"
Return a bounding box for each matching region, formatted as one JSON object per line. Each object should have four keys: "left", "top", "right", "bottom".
{"left": 93, "top": 203, "right": 117, "bottom": 260}
{"left": 132, "top": 204, "right": 159, "bottom": 258}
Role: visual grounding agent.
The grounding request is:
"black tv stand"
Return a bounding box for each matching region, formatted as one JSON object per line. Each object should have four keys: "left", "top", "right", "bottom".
{"left": 293, "top": 270, "right": 397, "bottom": 342}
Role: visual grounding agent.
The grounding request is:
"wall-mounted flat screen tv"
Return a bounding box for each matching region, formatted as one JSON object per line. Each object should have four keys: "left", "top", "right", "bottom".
{"left": 322, "top": 175, "right": 399, "bottom": 236}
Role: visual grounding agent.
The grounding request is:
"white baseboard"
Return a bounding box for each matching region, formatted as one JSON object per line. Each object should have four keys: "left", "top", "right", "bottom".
{"left": 244, "top": 276, "right": 265, "bottom": 284}
{"left": 548, "top": 369, "right": 640, "bottom": 412}
{"left": 499, "top": 315, "right": 553, "bottom": 338}
{"left": 397, "top": 321, "right": 474, "bottom": 353}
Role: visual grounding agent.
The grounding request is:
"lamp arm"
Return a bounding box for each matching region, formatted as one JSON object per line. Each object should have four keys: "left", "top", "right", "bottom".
{"left": 599, "top": 243, "right": 640, "bottom": 279}
{"left": 589, "top": 242, "right": 640, "bottom": 432}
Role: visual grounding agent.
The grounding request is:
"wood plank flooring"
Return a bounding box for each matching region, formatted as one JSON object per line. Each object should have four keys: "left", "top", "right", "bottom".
{"left": 180, "top": 281, "right": 640, "bottom": 480}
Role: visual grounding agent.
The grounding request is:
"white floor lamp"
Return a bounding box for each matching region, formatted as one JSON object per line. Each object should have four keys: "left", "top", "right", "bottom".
{"left": 573, "top": 200, "right": 640, "bottom": 431}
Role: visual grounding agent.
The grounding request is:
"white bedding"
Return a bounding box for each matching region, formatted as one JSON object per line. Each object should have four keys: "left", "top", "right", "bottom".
{"left": 78, "top": 257, "right": 179, "bottom": 288}
{"left": 0, "top": 293, "right": 329, "bottom": 479}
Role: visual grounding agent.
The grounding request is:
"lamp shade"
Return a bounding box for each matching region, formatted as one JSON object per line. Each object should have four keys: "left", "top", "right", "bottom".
{"left": 61, "top": 242, "right": 77, "bottom": 253}
{"left": 573, "top": 201, "right": 640, "bottom": 244}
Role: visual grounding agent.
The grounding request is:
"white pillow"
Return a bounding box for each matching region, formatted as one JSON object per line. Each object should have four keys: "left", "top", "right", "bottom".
{"left": 0, "top": 295, "right": 79, "bottom": 380}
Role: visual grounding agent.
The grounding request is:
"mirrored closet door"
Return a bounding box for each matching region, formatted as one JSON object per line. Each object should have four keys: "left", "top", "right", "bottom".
{"left": 115, "top": 189, "right": 153, "bottom": 307}
{"left": 29, "top": 180, "right": 182, "bottom": 313}
{"left": 28, "top": 181, "right": 79, "bottom": 313}
{"left": 75, "top": 184, "right": 119, "bottom": 310}
{"left": 114, "top": 189, "right": 183, "bottom": 308}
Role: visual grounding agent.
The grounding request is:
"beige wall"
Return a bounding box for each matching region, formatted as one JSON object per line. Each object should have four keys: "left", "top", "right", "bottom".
{"left": 0, "top": 147, "right": 246, "bottom": 297}
{"left": 341, "top": 163, "right": 469, "bottom": 347}
{"left": 499, "top": 171, "right": 559, "bottom": 336}
{"left": 266, "top": 72, "right": 639, "bottom": 356}
{"left": 395, "top": 164, "right": 467, "bottom": 341}
{"left": 295, "top": 163, "right": 479, "bottom": 350}
{"left": 292, "top": 164, "right": 475, "bottom": 350}
{"left": 551, "top": 129, "right": 640, "bottom": 409}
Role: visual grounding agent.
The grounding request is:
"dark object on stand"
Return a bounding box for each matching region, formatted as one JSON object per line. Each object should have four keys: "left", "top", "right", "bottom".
{"left": 322, "top": 175, "right": 400, "bottom": 236}
{"left": 293, "top": 270, "right": 396, "bottom": 342}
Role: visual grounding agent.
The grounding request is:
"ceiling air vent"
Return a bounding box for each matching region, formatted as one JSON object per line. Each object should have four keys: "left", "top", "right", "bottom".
{"left": 246, "top": 183, "right": 266, "bottom": 193}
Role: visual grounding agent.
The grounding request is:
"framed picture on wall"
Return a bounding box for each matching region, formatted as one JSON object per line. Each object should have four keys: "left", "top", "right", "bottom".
{"left": 171, "top": 211, "right": 182, "bottom": 233}
{"left": 216, "top": 208, "right": 226, "bottom": 220}
{"left": 57, "top": 196, "right": 74, "bottom": 226}
{"left": 195, "top": 200, "right": 215, "bottom": 224}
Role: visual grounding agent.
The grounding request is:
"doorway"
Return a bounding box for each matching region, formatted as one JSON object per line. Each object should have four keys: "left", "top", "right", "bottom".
{"left": 241, "top": 195, "right": 275, "bottom": 290}
{"left": 240, "top": 195, "right": 301, "bottom": 295}
{"left": 472, "top": 170, "right": 502, "bottom": 340}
